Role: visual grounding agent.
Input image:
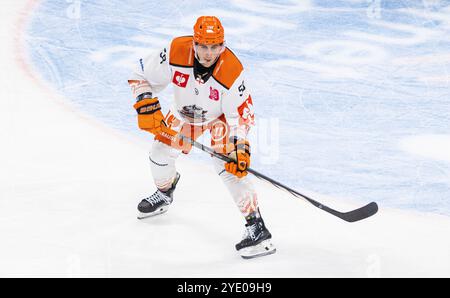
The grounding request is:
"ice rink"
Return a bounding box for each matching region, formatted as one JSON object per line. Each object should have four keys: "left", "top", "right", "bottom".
{"left": 0, "top": 0, "right": 449, "bottom": 277}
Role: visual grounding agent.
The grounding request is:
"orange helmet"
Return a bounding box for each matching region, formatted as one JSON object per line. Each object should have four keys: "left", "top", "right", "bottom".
{"left": 193, "top": 16, "right": 224, "bottom": 45}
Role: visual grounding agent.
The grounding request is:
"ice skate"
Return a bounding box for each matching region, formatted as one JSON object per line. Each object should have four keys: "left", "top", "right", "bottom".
{"left": 137, "top": 172, "right": 180, "bottom": 219}
{"left": 235, "top": 213, "right": 276, "bottom": 259}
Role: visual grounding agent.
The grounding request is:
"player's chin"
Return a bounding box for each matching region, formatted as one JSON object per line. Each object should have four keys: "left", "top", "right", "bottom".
{"left": 203, "top": 61, "right": 213, "bottom": 67}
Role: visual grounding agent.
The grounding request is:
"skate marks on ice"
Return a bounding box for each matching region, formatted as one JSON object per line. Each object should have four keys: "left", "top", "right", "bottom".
{"left": 26, "top": 2, "right": 450, "bottom": 214}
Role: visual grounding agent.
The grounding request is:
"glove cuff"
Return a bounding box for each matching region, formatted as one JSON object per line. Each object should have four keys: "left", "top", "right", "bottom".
{"left": 136, "top": 92, "right": 153, "bottom": 102}
{"left": 133, "top": 97, "right": 161, "bottom": 115}
{"left": 228, "top": 136, "right": 250, "bottom": 155}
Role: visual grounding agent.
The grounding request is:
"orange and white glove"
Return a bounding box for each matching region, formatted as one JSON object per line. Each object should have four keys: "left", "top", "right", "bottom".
{"left": 133, "top": 93, "right": 165, "bottom": 135}
{"left": 225, "top": 136, "right": 251, "bottom": 178}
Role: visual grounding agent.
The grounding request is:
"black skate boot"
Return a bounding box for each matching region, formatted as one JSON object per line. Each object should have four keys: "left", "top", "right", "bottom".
{"left": 235, "top": 211, "right": 276, "bottom": 259}
{"left": 137, "top": 172, "right": 181, "bottom": 219}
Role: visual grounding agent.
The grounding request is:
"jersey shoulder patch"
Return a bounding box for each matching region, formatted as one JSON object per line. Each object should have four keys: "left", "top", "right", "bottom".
{"left": 169, "top": 36, "right": 195, "bottom": 68}
{"left": 212, "top": 48, "right": 244, "bottom": 90}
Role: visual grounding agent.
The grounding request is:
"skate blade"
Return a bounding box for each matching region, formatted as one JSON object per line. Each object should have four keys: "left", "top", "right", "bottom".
{"left": 238, "top": 239, "right": 276, "bottom": 259}
{"left": 137, "top": 206, "right": 169, "bottom": 219}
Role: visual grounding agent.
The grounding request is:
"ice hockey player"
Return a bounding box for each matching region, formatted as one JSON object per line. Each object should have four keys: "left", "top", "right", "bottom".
{"left": 128, "top": 16, "right": 275, "bottom": 259}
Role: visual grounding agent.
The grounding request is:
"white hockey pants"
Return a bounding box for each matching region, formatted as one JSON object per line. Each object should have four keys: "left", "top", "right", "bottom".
{"left": 149, "top": 140, "right": 259, "bottom": 217}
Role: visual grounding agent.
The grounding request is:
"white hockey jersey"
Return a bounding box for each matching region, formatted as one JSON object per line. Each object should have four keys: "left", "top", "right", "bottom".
{"left": 128, "top": 36, "right": 255, "bottom": 141}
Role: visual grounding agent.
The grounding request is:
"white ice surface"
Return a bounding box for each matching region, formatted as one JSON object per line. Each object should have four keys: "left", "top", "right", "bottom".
{"left": 0, "top": 1, "right": 449, "bottom": 277}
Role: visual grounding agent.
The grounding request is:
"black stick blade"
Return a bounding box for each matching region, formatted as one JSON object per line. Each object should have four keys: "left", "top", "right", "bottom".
{"left": 182, "top": 134, "right": 380, "bottom": 223}
{"left": 339, "top": 202, "right": 379, "bottom": 222}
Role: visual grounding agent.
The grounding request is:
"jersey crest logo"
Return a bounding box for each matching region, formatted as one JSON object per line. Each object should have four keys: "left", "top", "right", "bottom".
{"left": 179, "top": 105, "right": 208, "bottom": 123}
{"left": 209, "top": 87, "right": 219, "bottom": 101}
{"left": 173, "top": 71, "right": 189, "bottom": 88}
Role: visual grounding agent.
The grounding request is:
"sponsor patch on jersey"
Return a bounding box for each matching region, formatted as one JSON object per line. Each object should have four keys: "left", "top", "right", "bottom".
{"left": 160, "top": 48, "right": 167, "bottom": 64}
{"left": 238, "top": 80, "right": 246, "bottom": 97}
{"left": 209, "top": 87, "right": 219, "bottom": 101}
{"left": 238, "top": 95, "right": 255, "bottom": 125}
{"left": 139, "top": 58, "right": 144, "bottom": 72}
{"left": 172, "top": 71, "right": 190, "bottom": 88}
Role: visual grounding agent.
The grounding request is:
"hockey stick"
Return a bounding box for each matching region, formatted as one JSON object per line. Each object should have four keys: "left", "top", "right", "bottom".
{"left": 179, "top": 134, "right": 378, "bottom": 223}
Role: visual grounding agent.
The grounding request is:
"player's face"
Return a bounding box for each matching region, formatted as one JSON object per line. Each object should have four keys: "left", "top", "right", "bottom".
{"left": 195, "top": 43, "right": 224, "bottom": 67}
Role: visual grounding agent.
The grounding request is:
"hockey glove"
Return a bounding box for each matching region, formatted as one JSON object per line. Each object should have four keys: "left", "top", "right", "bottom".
{"left": 225, "top": 136, "right": 251, "bottom": 178}
{"left": 133, "top": 94, "right": 165, "bottom": 135}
